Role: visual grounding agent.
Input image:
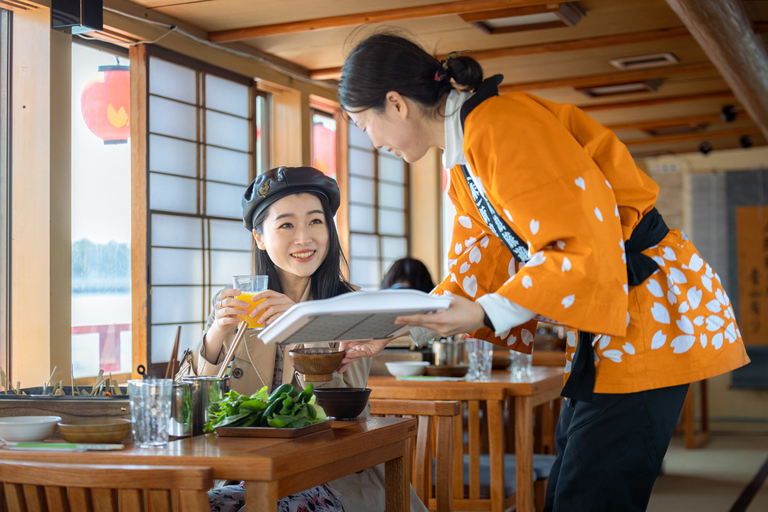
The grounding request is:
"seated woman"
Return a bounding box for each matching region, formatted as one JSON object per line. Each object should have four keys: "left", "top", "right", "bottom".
{"left": 381, "top": 257, "right": 435, "bottom": 293}
{"left": 189, "top": 166, "right": 428, "bottom": 512}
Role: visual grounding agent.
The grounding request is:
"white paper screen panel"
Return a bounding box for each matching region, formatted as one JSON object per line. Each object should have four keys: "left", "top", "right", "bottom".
{"left": 378, "top": 182, "right": 404, "bottom": 209}
{"left": 151, "top": 214, "right": 202, "bottom": 248}
{"left": 349, "top": 204, "right": 375, "bottom": 233}
{"left": 149, "top": 134, "right": 197, "bottom": 177}
{"left": 350, "top": 233, "right": 379, "bottom": 258}
{"left": 149, "top": 57, "right": 196, "bottom": 103}
{"left": 349, "top": 123, "right": 374, "bottom": 150}
{"left": 205, "top": 74, "right": 248, "bottom": 117}
{"left": 349, "top": 148, "right": 374, "bottom": 178}
{"left": 149, "top": 96, "right": 197, "bottom": 141}
{"left": 149, "top": 174, "right": 197, "bottom": 214}
{"left": 151, "top": 248, "right": 204, "bottom": 285}
{"left": 151, "top": 286, "right": 205, "bottom": 324}
{"left": 349, "top": 175, "right": 375, "bottom": 204}
{"left": 381, "top": 237, "right": 407, "bottom": 260}
{"left": 350, "top": 258, "right": 380, "bottom": 288}
{"left": 378, "top": 210, "right": 405, "bottom": 236}
{"left": 206, "top": 111, "right": 249, "bottom": 152}
{"left": 210, "top": 251, "right": 252, "bottom": 286}
{"left": 151, "top": 323, "right": 203, "bottom": 362}
{"left": 209, "top": 219, "right": 251, "bottom": 251}
{"left": 206, "top": 181, "right": 244, "bottom": 219}
{"left": 206, "top": 146, "right": 249, "bottom": 185}
{"left": 378, "top": 154, "right": 404, "bottom": 183}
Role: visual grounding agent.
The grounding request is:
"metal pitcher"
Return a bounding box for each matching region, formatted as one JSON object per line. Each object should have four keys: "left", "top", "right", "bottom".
{"left": 430, "top": 336, "right": 467, "bottom": 366}
{"left": 181, "top": 375, "right": 230, "bottom": 436}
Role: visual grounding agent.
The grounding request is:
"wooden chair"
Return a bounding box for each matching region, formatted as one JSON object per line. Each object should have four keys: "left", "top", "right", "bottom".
{"left": 370, "top": 386, "right": 555, "bottom": 512}
{"left": 370, "top": 399, "right": 460, "bottom": 512}
{"left": 0, "top": 461, "right": 213, "bottom": 512}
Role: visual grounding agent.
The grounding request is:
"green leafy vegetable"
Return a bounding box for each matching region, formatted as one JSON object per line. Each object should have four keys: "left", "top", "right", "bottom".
{"left": 204, "top": 383, "right": 326, "bottom": 432}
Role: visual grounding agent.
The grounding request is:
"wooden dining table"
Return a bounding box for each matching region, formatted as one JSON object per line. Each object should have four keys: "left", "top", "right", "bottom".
{"left": 368, "top": 366, "right": 565, "bottom": 512}
{"left": 0, "top": 417, "right": 415, "bottom": 511}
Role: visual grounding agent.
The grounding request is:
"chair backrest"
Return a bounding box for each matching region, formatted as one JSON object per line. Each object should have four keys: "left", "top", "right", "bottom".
{"left": 370, "top": 386, "right": 512, "bottom": 512}
{"left": 0, "top": 461, "right": 213, "bottom": 512}
{"left": 369, "top": 398, "right": 460, "bottom": 512}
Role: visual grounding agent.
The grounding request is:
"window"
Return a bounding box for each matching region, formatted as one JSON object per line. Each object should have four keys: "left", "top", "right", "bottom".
{"left": 70, "top": 43, "right": 132, "bottom": 378}
{"left": 142, "top": 48, "right": 265, "bottom": 373}
{"left": 311, "top": 109, "right": 336, "bottom": 178}
{"left": 347, "top": 123, "right": 408, "bottom": 290}
{"left": 0, "top": 8, "right": 10, "bottom": 373}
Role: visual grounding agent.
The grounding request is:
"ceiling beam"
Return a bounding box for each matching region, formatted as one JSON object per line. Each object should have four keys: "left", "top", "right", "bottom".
{"left": 624, "top": 127, "right": 762, "bottom": 146}
{"left": 208, "top": 0, "right": 561, "bottom": 43}
{"left": 499, "top": 61, "right": 716, "bottom": 92}
{"left": 665, "top": 0, "right": 768, "bottom": 141}
{"left": 630, "top": 138, "right": 766, "bottom": 158}
{"left": 605, "top": 111, "right": 745, "bottom": 132}
{"left": 579, "top": 90, "right": 735, "bottom": 112}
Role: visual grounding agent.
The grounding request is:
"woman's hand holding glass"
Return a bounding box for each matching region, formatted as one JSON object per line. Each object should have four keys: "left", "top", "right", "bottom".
{"left": 214, "top": 289, "right": 295, "bottom": 330}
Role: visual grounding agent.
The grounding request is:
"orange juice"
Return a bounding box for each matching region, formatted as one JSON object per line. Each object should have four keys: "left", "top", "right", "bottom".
{"left": 235, "top": 292, "right": 266, "bottom": 329}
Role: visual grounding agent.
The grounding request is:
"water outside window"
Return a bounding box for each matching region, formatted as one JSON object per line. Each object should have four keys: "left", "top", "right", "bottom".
{"left": 71, "top": 44, "right": 132, "bottom": 378}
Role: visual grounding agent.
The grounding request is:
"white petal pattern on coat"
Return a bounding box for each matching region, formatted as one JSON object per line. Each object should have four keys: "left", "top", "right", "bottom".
{"left": 646, "top": 279, "right": 664, "bottom": 297}
{"left": 458, "top": 216, "right": 472, "bottom": 229}
{"left": 706, "top": 300, "right": 722, "bottom": 313}
{"left": 693, "top": 316, "right": 704, "bottom": 326}
{"left": 605, "top": 179, "right": 612, "bottom": 189}
{"left": 503, "top": 209, "right": 513, "bottom": 223}
{"left": 526, "top": 251, "right": 546, "bottom": 267}
{"left": 556, "top": 240, "right": 566, "bottom": 250}
{"left": 508, "top": 259, "right": 517, "bottom": 278}
{"left": 701, "top": 275, "right": 713, "bottom": 292}
{"left": 521, "top": 329, "right": 534, "bottom": 346}
{"left": 706, "top": 315, "right": 725, "bottom": 331}
{"left": 469, "top": 246, "right": 482, "bottom": 264}
{"left": 725, "top": 323, "right": 737, "bottom": 343}
{"left": 599, "top": 335, "right": 611, "bottom": 350}
{"left": 562, "top": 256, "right": 572, "bottom": 272}
{"left": 464, "top": 237, "right": 476, "bottom": 248}
{"left": 712, "top": 332, "right": 724, "bottom": 349}
{"left": 623, "top": 342, "right": 635, "bottom": 355}
{"left": 463, "top": 275, "right": 478, "bottom": 298}
{"left": 522, "top": 275, "right": 533, "bottom": 289}
{"left": 688, "top": 253, "right": 704, "bottom": 272}
{"left": 460, "top": 262, "right": 471, "bottom": 274}
{"left": 676, "top": 315, "right": 694, "bottom": 335}
{"left": 561, "top": 295, "right": 575, "bottom": 308}
{"left": 530, "top": 219, "right": 540, "bottom": 234}
{"left": 567, "top": 330, "right": 576, "bottom": 347}
{"left": 480, "top": 236, "right": 490, "bottom": 248}
{"left": 687, "top": 287, "right": 702, "bottom": 310}
{"left": 699, "top": 333, "right": 707, "bottom": 348}
{"left": 594, "top": 207, "right": 603, "bottom": 221}
{"left": 651, "top": 330, "right": 667, "bottom": 349}
{"left": 653, "top": 255, "right": 666, "bottom": 267}
{"left": 575, "top": 177, "right": 586, "bottom": 190}
{"left": 663, "top": 247, "right": 677, "bottom": 261}
{"left": 669, "top": 268, "right": 688, "bottom": 284}
{"left": 602, "top": 350, "right": 623, "bottom": 363}
{"left": 454, "top": 243, "right": 462, "bottom": 256}
{"left": 671, "top": 335, "right": 695, "bottom": 354}
{"left": 651, "top": 303, "right": 671, "bottom": 324}
{"left": 678, "top": 301, "right": 690, "bottom": 313}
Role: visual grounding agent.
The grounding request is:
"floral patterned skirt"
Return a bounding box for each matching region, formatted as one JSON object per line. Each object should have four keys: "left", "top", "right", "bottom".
{"left": 208, "top": 481, "right": 344, "bottom": 512}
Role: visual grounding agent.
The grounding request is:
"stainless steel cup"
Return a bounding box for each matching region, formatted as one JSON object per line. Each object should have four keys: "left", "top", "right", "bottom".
{"left": 168, "top": 381, "right": 193, "bottom": 437}
{"left": 430, "top": 336, "right": 466, "bottom": 366}
{"left": 181, "top": 376, "right": 230, "bottom": 436}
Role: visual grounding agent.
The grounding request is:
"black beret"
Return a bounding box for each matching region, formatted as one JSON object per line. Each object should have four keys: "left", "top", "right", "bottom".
{"left": 242, "top": 166, "right": 341, "bottom": 231}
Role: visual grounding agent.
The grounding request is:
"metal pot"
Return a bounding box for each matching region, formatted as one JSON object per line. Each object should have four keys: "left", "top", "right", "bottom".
{"left": 430, "top": 336, "right": 467, "bottom": 366}
{"left": 181, "top": 375, "right": 230, "bottom": 436}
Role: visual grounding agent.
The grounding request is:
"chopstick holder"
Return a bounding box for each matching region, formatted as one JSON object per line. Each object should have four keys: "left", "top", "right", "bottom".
{"left": 217, "top": 321, "right": 248, "bottom": 379}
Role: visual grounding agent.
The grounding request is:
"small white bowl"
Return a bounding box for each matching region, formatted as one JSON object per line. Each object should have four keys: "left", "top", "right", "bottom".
{"left": 385, "top": 361, "right": 430, "bottom": 377}
{"left": 0, "top": 416, "right": 61, "bottom": 443}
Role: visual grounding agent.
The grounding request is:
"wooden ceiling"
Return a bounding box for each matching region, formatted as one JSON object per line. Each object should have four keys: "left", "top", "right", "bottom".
{"left": 119, "top": 0, "right": 768, "bottom": 158}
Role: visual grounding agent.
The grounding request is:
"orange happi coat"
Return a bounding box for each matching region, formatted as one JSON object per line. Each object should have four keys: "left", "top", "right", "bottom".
{"left": 434, "top": 88, "right": 749, "bottom": 393}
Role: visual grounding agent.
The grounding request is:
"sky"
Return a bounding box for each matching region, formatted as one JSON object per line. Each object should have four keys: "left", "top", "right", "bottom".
{"left": 71, "top": 43, "right": 132, "bottom": 244}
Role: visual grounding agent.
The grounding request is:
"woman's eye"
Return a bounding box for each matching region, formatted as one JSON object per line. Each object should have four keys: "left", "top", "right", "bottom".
{"left": 279, "top": 223, "right": 293, "bottom": 229}
{"left": 310, "top": 218, "right": 323, "bottom": 225}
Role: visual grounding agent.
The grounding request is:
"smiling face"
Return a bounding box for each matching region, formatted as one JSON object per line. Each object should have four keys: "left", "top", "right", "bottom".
{"left": 252, "top": 193, "right": 330, "bottom": 284}
{"left": 346, "top": 92, "right": 440, "bottom": 163}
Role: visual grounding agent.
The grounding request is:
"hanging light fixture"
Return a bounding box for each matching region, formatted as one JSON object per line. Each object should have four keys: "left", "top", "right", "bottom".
{"left": 81, "top": 64, "right": 130, "bottom": 144}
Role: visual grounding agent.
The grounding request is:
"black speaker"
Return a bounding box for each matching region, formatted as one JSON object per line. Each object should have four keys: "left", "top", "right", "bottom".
{"left": 51, "top": 0, "right": 103, "bottom": 34}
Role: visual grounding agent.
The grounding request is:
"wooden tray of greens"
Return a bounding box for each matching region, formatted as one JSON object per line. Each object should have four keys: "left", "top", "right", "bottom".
{"left": 207, "top": 383, "right": 331, "bottom": 438}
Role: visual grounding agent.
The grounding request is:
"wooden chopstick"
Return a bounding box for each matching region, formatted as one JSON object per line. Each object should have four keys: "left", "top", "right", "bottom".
{"left": 216, "top": 321, "right": 248, "bottom": 379}
{"left": 165, "top": 326, "right": 182, "bottom": 379}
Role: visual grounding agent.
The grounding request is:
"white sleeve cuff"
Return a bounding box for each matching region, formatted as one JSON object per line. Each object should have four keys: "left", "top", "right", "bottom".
{"left": 476, "top": 293, "right": 536, "bottom": 334}
{"left": 409, "top": 326, "right": 441, "bottom": 347}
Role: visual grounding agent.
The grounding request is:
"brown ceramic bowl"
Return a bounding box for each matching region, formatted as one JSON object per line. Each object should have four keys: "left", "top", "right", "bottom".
{"left": 312, "top": 388, "right": 371, "bottom": 420}
{"left": 57, "top": 418, "right": 131, "bottom": 444}
{"left": 426, "top": 364, "right": 469, "bottom": 378}
{"left": 288, "top": 347, "right": 345, "bottom": 382}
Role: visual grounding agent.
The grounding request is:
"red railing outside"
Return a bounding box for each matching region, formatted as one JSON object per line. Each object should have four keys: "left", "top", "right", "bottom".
{"left": 71, "top": 324, "right": 131, "bottom": 373}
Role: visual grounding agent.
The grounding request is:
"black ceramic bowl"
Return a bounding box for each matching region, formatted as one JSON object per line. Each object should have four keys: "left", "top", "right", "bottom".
{"left": 312, "top": 388, "right": 371, "bottom": 421}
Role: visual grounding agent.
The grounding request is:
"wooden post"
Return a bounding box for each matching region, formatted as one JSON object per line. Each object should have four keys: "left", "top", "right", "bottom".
{"left": 665, "top": 0, "right": 768, "bottom": 140}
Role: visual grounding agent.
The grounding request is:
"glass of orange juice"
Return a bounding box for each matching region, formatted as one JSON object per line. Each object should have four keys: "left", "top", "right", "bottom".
{"left": 232, "top": 275, "right": 269, "bottom": 329}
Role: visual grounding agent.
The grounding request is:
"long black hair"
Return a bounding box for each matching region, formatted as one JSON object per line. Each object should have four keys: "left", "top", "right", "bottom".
{"left": 339, "top": 32, "right": 484, "bottom": 114}
{"left": 381, "top": 258, "right": 435, "bottom": 293}
{"left": 252, "top": 192, "right": 353, "bottom": 300}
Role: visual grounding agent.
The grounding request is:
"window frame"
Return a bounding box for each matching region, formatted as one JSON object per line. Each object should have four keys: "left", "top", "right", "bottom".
{"left": 0, "top": 8, "right": 11, "bottom": 377}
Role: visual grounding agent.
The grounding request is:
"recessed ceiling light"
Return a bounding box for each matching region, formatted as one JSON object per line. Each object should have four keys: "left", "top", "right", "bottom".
{"left": 461, "top": 2, "right": 585, "bottom": 35}
{"left": 645, "top": 123, "right": 709, "bottom": 137}
{"left": 610, "top": 53, "right": 679, "bottom": 70}
{"left": 577, "top": 78, "right": 664, "bottom": 98}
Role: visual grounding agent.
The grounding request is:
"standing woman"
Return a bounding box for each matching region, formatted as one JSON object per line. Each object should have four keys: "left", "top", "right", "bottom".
{"left": 189, "top": 166, "right": 428, "bottom": 512}
{"left": 338, "top": 33, "right": 749, "bottom": 512}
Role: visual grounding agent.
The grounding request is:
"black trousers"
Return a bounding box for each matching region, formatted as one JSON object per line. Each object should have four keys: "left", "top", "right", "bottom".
{"left": 543, "top": 383, "right": 689, "bottom": 512}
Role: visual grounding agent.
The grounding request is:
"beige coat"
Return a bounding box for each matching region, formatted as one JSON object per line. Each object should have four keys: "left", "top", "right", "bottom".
{"left": 191, "top": 281, "right": 428, "bottom": 512}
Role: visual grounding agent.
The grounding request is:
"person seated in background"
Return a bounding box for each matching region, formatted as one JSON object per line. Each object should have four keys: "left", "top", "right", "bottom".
{"left": 380, "top": 257, "right": 435, "bottom": 293}
{"left": 187, "top": 166, "right": 428, "bottom": 512}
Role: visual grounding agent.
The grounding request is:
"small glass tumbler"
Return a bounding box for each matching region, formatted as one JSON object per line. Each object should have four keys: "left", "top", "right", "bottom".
{"left": 128, "top": 378, "right": 173, "bottom": 448}
{"left": 232, "top": 275, "right": 269, "bottom": 329}
{"left": 466, "top": 337, "right": 494, "bottom": 382}
{"left": 510, "top": 351, "right": 532, "bottom": 380}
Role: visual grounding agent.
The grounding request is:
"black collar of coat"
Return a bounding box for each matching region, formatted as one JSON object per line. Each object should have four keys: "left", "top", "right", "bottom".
{"left": 459, "top": 75, "right": 504, "bottom": 130}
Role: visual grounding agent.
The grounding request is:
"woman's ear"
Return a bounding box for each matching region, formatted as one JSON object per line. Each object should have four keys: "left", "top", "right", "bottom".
{"left": 386, "top": 91, "right": 409, "bottom": 120}
{"left": 253, "top": 230, "right": 266, "bottom": 250}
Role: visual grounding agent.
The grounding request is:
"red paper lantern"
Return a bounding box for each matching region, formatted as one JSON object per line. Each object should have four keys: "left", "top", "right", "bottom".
{"left": 81, "top": 65, "right": 130, "bottom": 144}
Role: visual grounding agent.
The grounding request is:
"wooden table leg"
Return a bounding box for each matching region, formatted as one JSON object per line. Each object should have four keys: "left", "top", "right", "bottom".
{"left": 515, "top": 396, "right": 534, "bottom": 512}
{"left": 245, "top": 480, "right": 278, "bottom": 511}
{"left": 386, "top": 440, "right": 410, "bottom": 512}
